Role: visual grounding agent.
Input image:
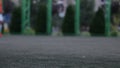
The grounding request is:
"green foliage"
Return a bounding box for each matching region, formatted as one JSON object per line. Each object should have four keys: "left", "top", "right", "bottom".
{"left": 111, "top": 31, "right": 118, "bottom": 37}
{"left": 23, "top": 27, "right": 35, "bottom": 35}
{"left": 62, "top": 5, "right": 75, "bottom": 35}
{"left": 81, "top": 31, "right": 91, "bottom": 37}
{"left": 10, "top": 7, "right": 21, "bottom": 34}
{"left": 33, "top": 5, "right": 47, "bottom": 34}
{"left": 89, "top": 8, "right": 105, "bottom": 36}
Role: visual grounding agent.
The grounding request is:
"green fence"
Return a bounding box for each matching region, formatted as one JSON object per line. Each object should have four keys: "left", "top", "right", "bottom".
{"left": 105, "top": 0, "right": 112, "bottom": 36}
{"left": 21, "top": 0, "right": 111, "bottom": 36}
{"left": 2, "top": 0, "right": 110, "bottom": 36}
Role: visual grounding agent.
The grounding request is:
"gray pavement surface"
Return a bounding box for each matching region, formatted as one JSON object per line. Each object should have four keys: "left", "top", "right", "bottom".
{"left": 0, "top": 35, "right": 120, "bottom": 68}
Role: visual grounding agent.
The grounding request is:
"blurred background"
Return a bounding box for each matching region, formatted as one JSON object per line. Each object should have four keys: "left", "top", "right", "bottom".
{"left": 1, "top": 0, "right": 120, "bottom": 37}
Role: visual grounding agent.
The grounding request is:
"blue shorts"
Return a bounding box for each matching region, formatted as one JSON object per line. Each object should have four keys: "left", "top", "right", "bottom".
{"left": 4, "top": 13, "right": 11, "bottom": 24}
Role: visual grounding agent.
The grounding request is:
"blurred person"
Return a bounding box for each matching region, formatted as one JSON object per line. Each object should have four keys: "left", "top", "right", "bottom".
{"left": 3, "top": 0, "right": 14, "bottom": 34}
{"left": 111, "top": 1, "right": 120, "bottom": 32}
{"left": 0, "top": 0, "right": 3, "bottom": 37}
{"left": 52, "top": 0, "right": 65, "bottom": 36}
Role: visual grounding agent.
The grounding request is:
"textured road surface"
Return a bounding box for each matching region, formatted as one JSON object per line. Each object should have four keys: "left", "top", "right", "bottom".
{"left": 0, "top": 36, "right": 120, "bottom": 68}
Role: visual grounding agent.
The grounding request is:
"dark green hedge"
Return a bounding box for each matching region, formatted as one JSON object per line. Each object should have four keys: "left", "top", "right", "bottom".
{"left": 33, "top": 5, "right": 47, "bottom": 34}
{"left": 89, "top": 8, "right": 105, "bottom": 36}
{"left": 62, "top": 5, "right": 75, "bottom": 35}
{"left": 10, "top": 7, "right": 21, "bottom": 34}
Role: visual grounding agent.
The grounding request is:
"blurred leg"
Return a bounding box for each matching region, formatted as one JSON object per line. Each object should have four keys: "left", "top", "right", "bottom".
{"left": 3, "top": 13, "right": 11, "bottom": 34}
{"left": 0, "top": 23, "right": 2, "bottom": 33}
{"left": 0, "top": 23, "right": 2, "bottom": 37}
{"left": 4, "top": 23, "right": 9, "bottom": 33}
{"left": 0, "top": 14, "right": 3, "bottom": 37}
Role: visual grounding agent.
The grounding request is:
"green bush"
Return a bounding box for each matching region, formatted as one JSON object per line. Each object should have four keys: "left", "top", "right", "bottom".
{"left": 89, "top": 8, "right": 105, "bottom": 36}
{"left": 62, "top": 5, "right": 75, "bottom": 35}
{"left": 10, "top": 7, "right": 21, "bottom": 34}
{"left": 111, "top": 32, "right": 118, "bottom": 37}
{"left": 34, "top": 5, "right": 47, "bottom": 34}
{"left": 23, "top": 27, "right": 35, "bottom": 35}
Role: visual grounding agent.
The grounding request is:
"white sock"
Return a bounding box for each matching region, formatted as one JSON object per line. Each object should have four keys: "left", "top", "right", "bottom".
{"left": 0, "top": 24, "right": 2, "bottom": 33}
{"left": 4, "top": 23, "right": 8, "bottom": 30}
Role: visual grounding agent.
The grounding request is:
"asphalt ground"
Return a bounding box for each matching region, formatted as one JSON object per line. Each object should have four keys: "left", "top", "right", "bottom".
{"left": 0, "top": 36, "right": 120, "bottom": 68}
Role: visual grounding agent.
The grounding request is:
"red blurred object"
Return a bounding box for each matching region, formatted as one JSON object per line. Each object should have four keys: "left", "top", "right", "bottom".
{"left": 0, "top": 33, "right": 2, "bottom": 37}
{"left": 0, "top": 0, "right": 3, "bottom": 13}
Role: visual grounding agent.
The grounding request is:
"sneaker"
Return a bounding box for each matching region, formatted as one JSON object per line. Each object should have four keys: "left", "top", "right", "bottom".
{"left": 4, "top": 29, "right": 10, "bottom": 35}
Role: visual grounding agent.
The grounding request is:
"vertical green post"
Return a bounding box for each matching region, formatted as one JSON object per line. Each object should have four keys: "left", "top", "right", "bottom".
{"left": 105, "top": 0, "right": 111, "bottom": 36}
{"left": 21, "top": 0, "right": 31, "bottom": 34}
{"left": 75, "top": 0, "right": 80, "bottom": 35}
{"left": 47, "top": 0, "right": 52, "bottom": 35}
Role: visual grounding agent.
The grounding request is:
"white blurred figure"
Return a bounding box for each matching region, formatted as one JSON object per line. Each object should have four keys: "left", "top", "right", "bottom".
{"left": 52, "top": 0, "right": 66, "bottom": 36}
{"left": 57, "top": 0, "right": 66, "bottom": 18}
{"left": 52, "top": 0, "right": 76, "bottom": 36}
{"left": 94, "top": 0, "right": 105, "bottom": 12}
